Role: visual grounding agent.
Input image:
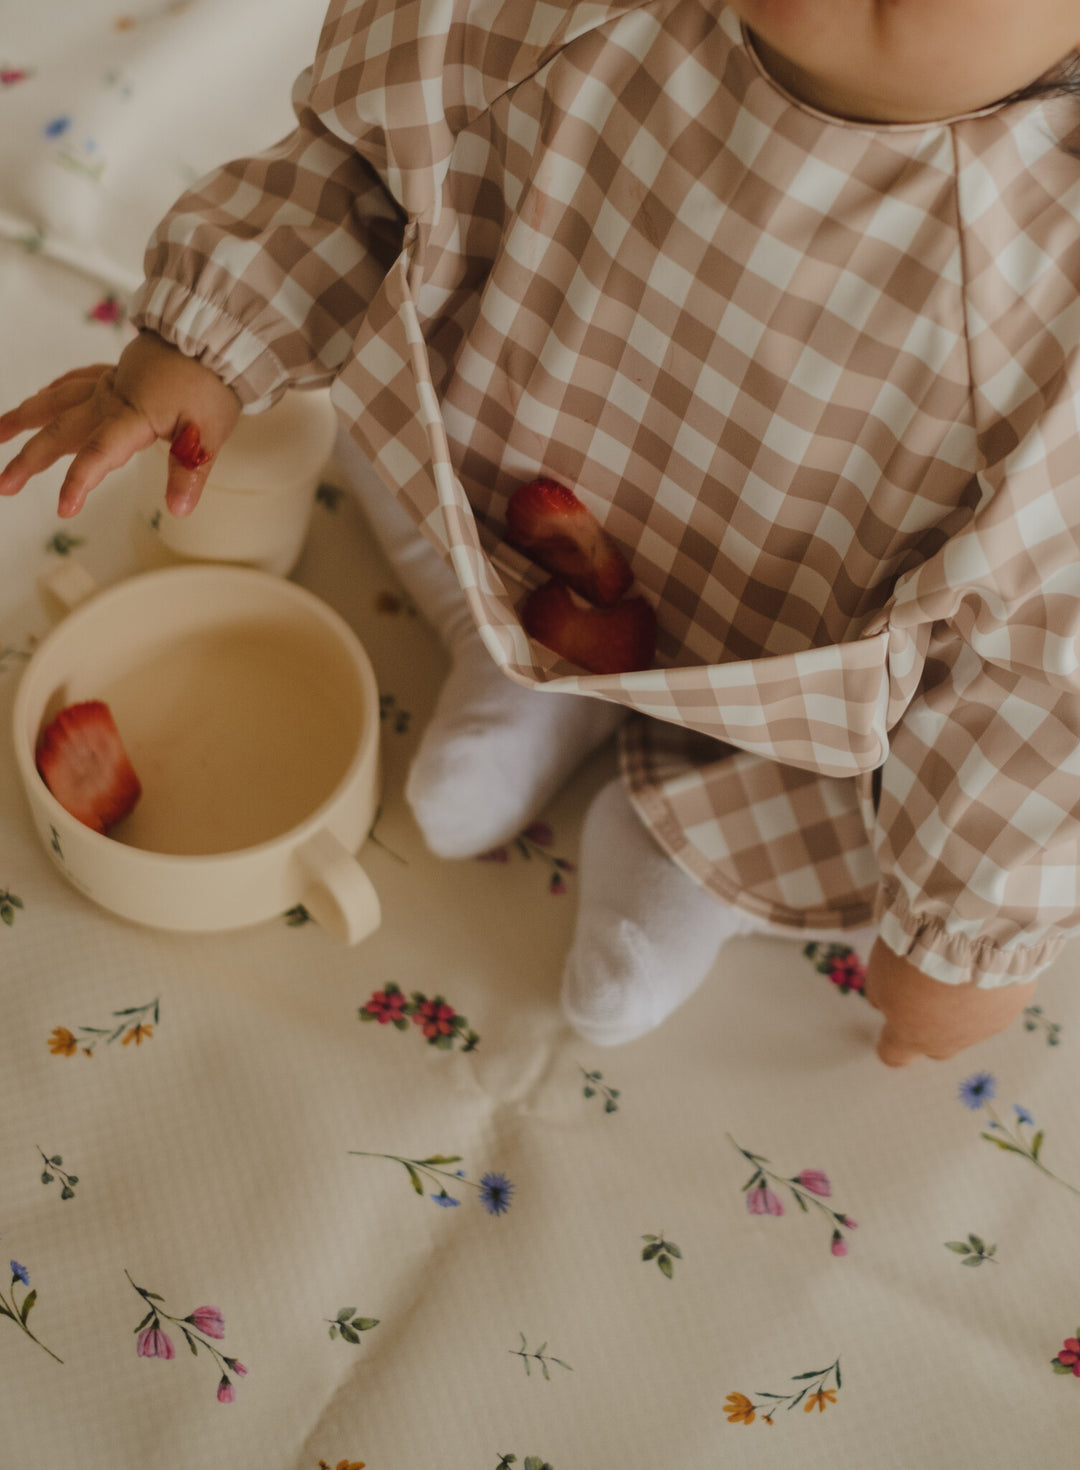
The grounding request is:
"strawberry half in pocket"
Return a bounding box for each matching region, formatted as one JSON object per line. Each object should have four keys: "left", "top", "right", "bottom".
{"left": 521, "top": 579, "right": 656, "bottom": 675}
{"left": 35, "top": 700, "right": 142, "bottom": 834}
{"left": 506, "top": 477, "right": 634, "bottom": 607}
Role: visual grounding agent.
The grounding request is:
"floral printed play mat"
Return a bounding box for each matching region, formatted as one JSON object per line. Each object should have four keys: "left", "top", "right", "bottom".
{"left": 1, "top": 4, "right": 1078, "bottom": 1468}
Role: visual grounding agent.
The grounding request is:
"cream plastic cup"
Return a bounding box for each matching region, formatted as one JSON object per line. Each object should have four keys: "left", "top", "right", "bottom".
{"left": 13, "top": 563, "right": 382, "bottom": 943}
{"left": 133, "top": 390, "right": 339, "bottom": 576}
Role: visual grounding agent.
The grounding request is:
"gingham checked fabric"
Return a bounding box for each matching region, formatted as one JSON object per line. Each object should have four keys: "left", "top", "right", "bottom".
{"left": 132, "top": 0, "right": 1080, "bottom": 986}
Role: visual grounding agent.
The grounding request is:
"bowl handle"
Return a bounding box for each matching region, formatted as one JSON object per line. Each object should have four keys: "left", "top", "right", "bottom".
{"left": 294, "top": 828, "right": 382, "bottom": 945}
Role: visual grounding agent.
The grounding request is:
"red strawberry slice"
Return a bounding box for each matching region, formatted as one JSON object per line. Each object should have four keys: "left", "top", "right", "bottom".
{"left": 35, "top": 700, "right": 142, "bottom": 834}
{"left": 521, "top": 580, "right": 656, "bottom": 675}
{"left": 506, "top": 478, "right": 634, "bottom": 606}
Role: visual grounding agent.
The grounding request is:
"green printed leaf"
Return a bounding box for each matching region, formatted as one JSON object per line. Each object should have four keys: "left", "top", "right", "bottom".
{"left": 355, "top": 1317, "right": 379, "bottom": 1331}
{"left": 133, "top": 1310, "right": 155, "bottom": 1334}
{"left": 19, "top": 1288, "right": 36, "bottom": 1324}
{"left": 419, "top": 1155, "right": 463, "bottom": 1165}
{"left": 641, "top": 1242, "right": 661, "bottom": 1261}
{"left": 945, "top": 1241, "right": 972, "bottom": 1253}
{"left": 658, "top": 1255, "right": 673, "bottom": 1279}
{"left": 337, "top": 1308, "right": 356, "bottom": 1322}
{"left": 980, "top": 1133, "right": 1028, "bottom": 1155}
{"left": 666, "top": 1243, "right": 683, "bottom": 1259}
{"left": 1031, "top": 1130, "right": 1045, "bottom": 1160}
{"left": 961, "top": 1256, "right": 983, "bottom": 1267}
{"left": 405, "top": 1164, "right": 424, "bottom": 1195}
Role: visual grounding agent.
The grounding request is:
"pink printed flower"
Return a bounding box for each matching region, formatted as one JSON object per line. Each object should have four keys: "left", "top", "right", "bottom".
{"left": 746, "top": 1185, "right": 784, "bottom": 1217}
{"left": 830, "top": 1232, "right": 849, "bottom": 1258}
{"left": 413, "top": 998, "right": 456, "bottom": 1040}
{"left": 796, "top": 1170, "right": 831, "bottom": 1197}
{"left": 841, "top": 1216, "right": 859, "bottom": 1230}
{"left": 1058, "top": 1338, "right": 1080, "bottom": 1375}
{"left": 364, "top": 989, "right": 407, "bottom": 1025}
{"left": 1, "top": 68, "right": 30, "bottom": 85}
{"left": 136, "top": 1326, "right": 175, "bottom": 1359}
{"left": 523, "top": 821, "right": 553, "bottom": 846}
{"left": 229, "top": 1360, "right": 248, "bottom": 1377}
{"left": 217, "top": 1377, "right": 236, "bottom": 1403}
{"left": 477, "top": 846, "right": 510, "bottom": 863}
{"left": 188, "top": 1305, "right": 225, "bottom": 1339}
{"left": 828, "top": 953, "right": 866, "bottom": 992}
{"left": 88, "top": 295, "right": 125, "bottom": 325}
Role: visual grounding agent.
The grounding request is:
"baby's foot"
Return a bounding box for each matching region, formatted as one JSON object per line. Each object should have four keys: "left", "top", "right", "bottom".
{"left": 560, "top": 777, "right": 762, "bottom": 1045}
{"left": 406, "top": 644, "right": 623, "bottom": 858}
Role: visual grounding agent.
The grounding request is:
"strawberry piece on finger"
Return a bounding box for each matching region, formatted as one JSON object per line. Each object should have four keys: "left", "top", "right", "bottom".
{"left": 506, "top": 477, "right": 634, "bottom": 606}
{"left": 521, "top": 579, "right": 656, "bottom": 675}
{"left": 35, "top": 700, "right": 142, "bottom": 834}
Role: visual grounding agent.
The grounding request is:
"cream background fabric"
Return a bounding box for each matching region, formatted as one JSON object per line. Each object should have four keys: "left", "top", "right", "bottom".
{"left": 2, "top": 4, "right": 1080, "bottom": 1467}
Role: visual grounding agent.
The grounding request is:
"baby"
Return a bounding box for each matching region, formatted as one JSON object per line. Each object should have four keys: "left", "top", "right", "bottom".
{"left": 4, "top": 0, "right": 1078, "bottom": 1065}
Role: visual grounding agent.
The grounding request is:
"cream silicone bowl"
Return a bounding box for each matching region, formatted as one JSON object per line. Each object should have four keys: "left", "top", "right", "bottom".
{"left": 13, "top": 563, "right": 382, "bottom": 943}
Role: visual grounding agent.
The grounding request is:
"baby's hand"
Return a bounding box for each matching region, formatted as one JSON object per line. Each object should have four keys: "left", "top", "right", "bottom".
{"left": 864, "top": 938, "right": 1036, "bottom": 1066}
{"left": 0, "top": 331, "right": 240, "bottom": 518}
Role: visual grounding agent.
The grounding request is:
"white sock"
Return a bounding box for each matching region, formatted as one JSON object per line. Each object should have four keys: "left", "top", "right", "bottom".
{"left": 561, "top": 777, "right": 877, "bottom": 1046}
{"left": 336, "top": 436, "right": 624, "bottom": 857}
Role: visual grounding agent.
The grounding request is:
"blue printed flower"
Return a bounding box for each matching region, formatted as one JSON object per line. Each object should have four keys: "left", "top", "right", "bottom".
{"left": 479, "top": 1172, "right": 514, "bottom": 1216}
{"left": 958, "top": 1072, "right": 996, "bottom": 1110}
{"left": 431, "top": 1191, "right": 460, "bottom": 1208}
{"left": 10, "top": 1261, "right": 29, "bottom": 1286}
{"left": 43, "top": 116, "right": 72, "bottom": 139}
{"left": 1014, "top": 1104, "right": 1034, "bottom": 1126}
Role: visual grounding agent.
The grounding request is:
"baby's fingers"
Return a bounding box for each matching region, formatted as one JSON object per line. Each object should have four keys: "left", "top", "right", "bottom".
{"left": 56, "top": 406, "right": 157, "bottom": 517}
{"left": 0, "top": 374, "right": 102, "bottom": 443}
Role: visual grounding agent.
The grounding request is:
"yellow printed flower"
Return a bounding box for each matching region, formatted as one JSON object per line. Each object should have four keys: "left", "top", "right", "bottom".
{"left": 805, "top": 1388, "right": 837, "bottom": 1413}
{"left": 122, "top": 1023, "right": 154, "bottom": 1046}
{"left": 48, "top": 1027, "right": 78, "bottom": 1057}
{"left": 724, "top": 1392, "right": 756, "bottom": 1425}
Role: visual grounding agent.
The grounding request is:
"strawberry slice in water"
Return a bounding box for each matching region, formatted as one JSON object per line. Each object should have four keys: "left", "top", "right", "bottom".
{"left": 506, "top": 478, "right": 634, "bottom": 606}
{"left": 521, "top": 579, "right": 656, "bottom": 675}
{"left": 35, "top": 700, "right": 142, "bottom": 834}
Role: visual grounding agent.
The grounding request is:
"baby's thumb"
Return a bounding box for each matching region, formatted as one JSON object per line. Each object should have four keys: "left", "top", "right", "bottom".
{"left": 164, "top": 420, "right": 219, "bottom": 517}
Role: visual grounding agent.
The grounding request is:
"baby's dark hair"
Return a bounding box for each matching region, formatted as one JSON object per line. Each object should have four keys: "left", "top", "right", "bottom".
{"left": 1007, "top": 53, "right": 1080, "bottom": 151}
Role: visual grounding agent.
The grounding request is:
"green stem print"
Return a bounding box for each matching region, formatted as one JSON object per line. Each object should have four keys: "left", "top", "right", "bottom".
{"left": 725, "top": 1359, "right": 842, "bottom": 1426}
{"left": 728, "top": 1136, "right": 858, "bottom": 1256}
{"left": 348, "top": 1152, "right": 514, "bottom": 1216}
{"left": 580, "top": 1067, "right": 620, "bottom": 1113}
{"left": 1022, "top": 1005, "right": 1062, "bottom": 1045}
{"left": 48, "top": 998, "right": 159, "bottom": 1057}
{"left": 944, "top": 1233, "right": 998, "bottom": 1267}
{"left": 326, "top": 1308, "right": 380, "bottom": 1345}
{"left": 959, "top": 1073, "right": 1080, "bottom": 1198}
{"left": 126, "top": 1270, "right": 247, "bottom": 1403}
{"left": 510, "top": 1333, "right": 572, "bottom": 1379}
{"left": 0, "top": 1257, "right": 62, "bottom": 1363}
{"left": 0, "top": 889, "right": 23, "bottom": 926}
{"left": 478, "top": 822, "right": 576, "bottom": 895}
{"left": 641, "top": 1233, "right": 681, "bottom": 1278}
{"left": 38, "top": 1146, "right": 79, "bottom": 1200}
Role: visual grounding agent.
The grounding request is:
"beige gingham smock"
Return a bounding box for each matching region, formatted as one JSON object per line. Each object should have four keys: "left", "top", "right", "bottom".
{"left": 131, "top": 0, "right": 1080, "bottom": 987}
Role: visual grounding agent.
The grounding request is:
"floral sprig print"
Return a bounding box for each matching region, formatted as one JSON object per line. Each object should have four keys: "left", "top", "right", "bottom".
{"left": 959, "top": 1073, "right": 1080, "bottom": 1198}
{"left": 1, "top": 65, "right": 33, "bottom": 86}
{"left": 496, "top": 1458, "right": 554, "bottom": 1470}
{"left": 318, "top": 1461, "right": 365, "bottom": 1469}
{"left": 1022, "top": 1005, "right": 1062, "bottom": 1046}
{"left": 38, "top": 1147, "right": 79, "bottom": 1201}
{"left": 348, "top": 1151, "right": 514, "bottom": 1215}
{"left": 728, "top": 1136, "right": 857, "bottom": 1256}
{"left": 725, "top": 1359, "right": 841, "bottom": 1425}
{"left": 581, "top": 1066, "right": 620, "bottom": 1113}
{"left": 48, "top": 998, "right": 159, "bottom": 1057}
{"left": 944, "top": 1233, "right": 998, "bottom": 1267}
{"left": 45, "top": 531, "right": 85, "bottom": 557}
{"left": 1052, "top": 1330, "right": 1080, "bottom": 1378}
{"left": 87, "top": 295, "right": 126, "bottom": 328}
{"left": 0, "top": 1252, "right": 62, "bottom": 1363}
{"left": 803, "top": 942, "right": 866, "bottom": 995}
{"left": 127, "top": 1271, "right": 247, "bottom": 1403}
{"left": 0, "top": 643, "right": 32, "bottom": 675}
{"left": 379, "top": 692, "right": 412, "bottom": 734}
{"left": 510, "top": 1333, "right": 572, "bottom": 1379}
{"left": 641, "top": 1232, "right": 681, "bottom": 1278}
{"left": 478, "top": 823, "right": 576, "bottom": 895}
{"left": 359, "top": 983, "right": 479, "bottom": 1052}
{"left": 1, "top": 889, "right": 23, "bottom": 926}
{"left": 326, "top": 1307, "right": 379, "bottom": 1345}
